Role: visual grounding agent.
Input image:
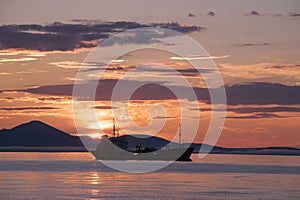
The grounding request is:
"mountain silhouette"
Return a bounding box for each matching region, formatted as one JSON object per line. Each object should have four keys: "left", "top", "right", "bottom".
{"left": 116, "top": 134, "right": 172, "bottom": 149}
{"left": 116, "top": 134, "right": 224, "bottom": 152}
{"left": 0, "top": 120, "right": 83, "bottom": 147}
{"left": 0, "top": 120, "right": 299, "bottom": 155}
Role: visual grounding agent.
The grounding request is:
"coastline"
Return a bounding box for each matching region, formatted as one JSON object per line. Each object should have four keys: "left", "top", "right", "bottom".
{"left": 1, "top": 146, "right": 299, "bottom": 156}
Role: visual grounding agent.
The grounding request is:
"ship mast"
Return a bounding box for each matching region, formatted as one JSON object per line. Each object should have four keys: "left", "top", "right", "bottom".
{"left": 112, "top": 118, "right": 116, "bottom": 138}
{"left": 112, "top": 118, "right": 120, "bottom": 138}
{"left": 179, "top": 123, "right": 182, "bottom": 145}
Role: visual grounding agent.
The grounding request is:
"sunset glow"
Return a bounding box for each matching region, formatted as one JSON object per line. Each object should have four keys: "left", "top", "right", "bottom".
{"left": 0, "top": 1, "right": 300, "bottom": 148}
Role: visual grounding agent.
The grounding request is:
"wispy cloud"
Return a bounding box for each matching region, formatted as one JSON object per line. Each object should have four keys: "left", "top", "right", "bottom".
{"left": 0, "top": 57, "right": 37, "bottom": 63}
{"left": 227, "top": 106, "right": 300, "bottom": 114}
{"left": 0, "top": 106, "right": 59, "bottom": 111}
{"left": 226, "top": 113, "right": 283, "bottom": 119}
{"left": 289, "top": 12, "right": 300, "bottom": 17}
{"left": 0, "top": 50, "right": 50, "bottom": 57}
{"left": 0, "top": 72, "right": 12, "bottom": 75}
{"left": 219, "top": 63, "right": 300, "bottom": 86}
{"left": 170, "top": 55, "right": 229, "bottom": 60}
{"left": 234, "top": 43, "right": 270, "bottom": 47}
{"left": 49, "top": 61, "right": 82, "bottom": 69}
{"left": 16, "top": 70, "right": 48, "bottom": 74}
{"left": 111, "top": 59, "right": 125, "bottom": 63}
{"left": 245, "top": 10, "right": 261, "bottom": 16}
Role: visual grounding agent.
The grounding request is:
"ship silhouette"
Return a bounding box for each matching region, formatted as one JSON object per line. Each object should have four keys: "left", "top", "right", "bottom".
{"left": 91, "top": 119, "right": 194, "bottom": 161}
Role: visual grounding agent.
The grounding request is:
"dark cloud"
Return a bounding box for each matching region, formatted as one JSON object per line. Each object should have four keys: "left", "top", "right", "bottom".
{"left": 0, "top": 24, "right": 93, "bottom": 51}
{"left": 207, "top": 11, "right": 215, "bottom": 17}
{"left": 0, "top": 106, "right": 59, "bottom": 111}
{"left": 246, "top": 10, "right": 261, "bottom": 16}
{"left": 199, "top": 106, "right": 300, "bottom": 114}
{"left": 226, "top": 113, "right": 283, "bottom": 119}
{"left": 265, "top": 65, "right": 300, "bottom": 69}
{"left": 0, "top": 21, "right": 203, "bottom": 51}
{"left": 93, "top": 105, "right": 117, "bottom": 110}
{"left": 153, "top": 116, "right": 177, "bottom": 119}
{"left": 187, "top": 13, "right": 196, "bottom": 17}
{"left": 173, "top": 68, "right": 215, "bottom": 76}
{"left": 16, "top": 79, "right": 202, "bottom": 101}
{"left": 196, "top": 105, "right": 299, "bottom": 120}
{"left": 227, "top": 106, "right": 300, "bottom": 114}
{"left": 234, "top": 43, "right": 270, "bottom": 47}
{"left": 289, "top": 12, "right": 300, "bottom": 17}
{"left": 0, "top": 96, "right": 15, "bottom": 100}
{"left": 12, "top": 81, "right": 300, "bottom": 105}
{"left": 130, "top": 66, "right": 215, "bottom": 76}
{"left": 150, "top": 22, "right": 203, "bottom": 33}
{"left": 225, "top": 82, "right": 300, "bottom": 105}
{"left": 37, "top": 97, "right": 71, "bottom": 101}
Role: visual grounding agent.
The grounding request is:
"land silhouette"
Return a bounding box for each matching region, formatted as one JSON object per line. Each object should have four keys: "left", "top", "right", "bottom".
{"left": 0, "top": 120, "right": 299, "bottom": 155}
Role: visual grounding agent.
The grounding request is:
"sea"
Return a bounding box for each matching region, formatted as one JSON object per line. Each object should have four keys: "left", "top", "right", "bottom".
{"left": 0, "top": 152, "right": 299, "bottom": 200}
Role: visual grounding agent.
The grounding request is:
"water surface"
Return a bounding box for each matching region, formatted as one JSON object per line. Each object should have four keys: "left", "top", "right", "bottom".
{"left": 0, "top": 153, "right": 299, "bottom": 199}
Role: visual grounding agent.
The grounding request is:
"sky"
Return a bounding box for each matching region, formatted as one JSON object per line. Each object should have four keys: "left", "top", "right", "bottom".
{"left": 0, "top": 0, "right": 300, "bottom": 148}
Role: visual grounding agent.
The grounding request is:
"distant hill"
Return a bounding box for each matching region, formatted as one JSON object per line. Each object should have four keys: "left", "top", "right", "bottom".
{"left": 0, "top": 120, "right": 84, "bottom": 148}
{"left": 117, "top": 135, "right": 225, "bottom": 152}
{"left": 0, "top": 120, "right": 299, "bottom": 155}
{"left": 115, "top": 134, "right": 174, "bottom": 150}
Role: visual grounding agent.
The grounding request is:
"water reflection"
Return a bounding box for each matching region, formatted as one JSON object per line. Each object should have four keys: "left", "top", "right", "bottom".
{"left": 90, "top": 172, "right": 103, "bottom": 185}
{"left": 0, "top": 153, "right": 299, "bottom": 199}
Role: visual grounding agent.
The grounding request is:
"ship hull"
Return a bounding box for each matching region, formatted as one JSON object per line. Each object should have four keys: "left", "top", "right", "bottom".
{"left": 91, "top": 147, "right": 194, "bottom": 161}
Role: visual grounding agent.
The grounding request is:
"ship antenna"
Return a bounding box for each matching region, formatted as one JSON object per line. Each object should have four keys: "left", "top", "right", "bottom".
{"left": 179, "top": 123, "right": 182, "bottom": 145}
{"left": 113, "top": 118, "right": 116, "bottom": 138}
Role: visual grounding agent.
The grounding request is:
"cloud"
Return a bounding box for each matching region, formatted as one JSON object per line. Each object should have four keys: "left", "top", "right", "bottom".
{"left": 153, "top": 116, "right": 177, "bottom": 119}
{"left": 129, "top": 65, "right": 215, "bottom": 76}
{"left": 37, "top": 97, "right": 71, "bottom": 102}
{"left": 0, "top": 50, "right": 46, "bottom": 57}
{"left": 245, "top": 10, "right": 261, "bottom": 16}
{"left": 0, "top": 21, "right": 203, "bottom": 51}
{"left": 170, "top": 55, "right": 229, "bottom": 60}
{"left": 49, "top": 61, "right": 82, "bottom": 69}
{"left": 219, "top": 63, "right": 300, "bottom": 86}
{"left": 93, "top": 105, "right": 117, "bottom": 110}
{"left": 0, "top": 72, "right": 12, "bottom": 75}
{"left": 227, "top": 106, "right": 300, "bottom": 114}
{"left": 13, "top": 81, "right": 300, "bottom": 106}
{"left": 207, "top": 11, "right": 215, "bottom": 17}
{"left": 226, "top": 113, "right": 283, "bottom": 119}
{"left": 265, "top": 65, "right": 300, "bottom": 69}
{"left": 0, "top": 106, "right": 59, "bottom": 111}
{"left": 111, "top": 59, "right": 125, "bottom": 63}
{"left": 0, "top": 57, "right": 37, "bottom": 63}
{"left": 244, "top": 11, "right": 286, "bottom": 17}
{"left": 225, "top": 82, "right": 300, "bottom": 105}
{"left": 289, "top": 12, "right": 300, "bottom": 17}
{"left": 0, "top": 96, "right": 15, "bottom": 100}
{"left": 187, "top": 13, "right": 196, "bottom": 17}
{"left": 99, "top": 24, "right": 204, "bottom": 47}
{"left": 234, "top": 43, "right": 270, "bottom": 47}
{"left": 200, "top": 106, "right": 300, "bottom": 114}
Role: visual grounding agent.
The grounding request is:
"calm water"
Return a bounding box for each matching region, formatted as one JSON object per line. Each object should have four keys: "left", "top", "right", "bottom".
{"left": 0, "top": 153, "right": 299, "bottom": 200}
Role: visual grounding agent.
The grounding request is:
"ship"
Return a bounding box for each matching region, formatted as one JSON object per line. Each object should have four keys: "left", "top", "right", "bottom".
{"left": 91, "top": 120, "right": 194, "bottom": 161}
